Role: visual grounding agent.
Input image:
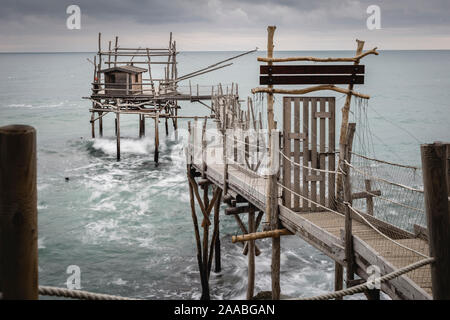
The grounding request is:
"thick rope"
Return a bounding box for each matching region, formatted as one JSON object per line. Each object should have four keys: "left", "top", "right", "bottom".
{"left": 38, "top": 286, "right": 138, "bottom": 300}
{"left": 288, "top": 257, "right": 434, "bottom": 300}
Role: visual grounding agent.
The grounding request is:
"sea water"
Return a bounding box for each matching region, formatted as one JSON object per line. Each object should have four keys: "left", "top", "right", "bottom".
{"left": 0, "top": 50, "right": 449, "bottom": 299}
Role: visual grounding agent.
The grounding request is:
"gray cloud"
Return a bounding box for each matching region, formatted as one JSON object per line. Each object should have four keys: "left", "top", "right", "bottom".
{"left": 0, "top": 0, "right": 450, "bottom": 51}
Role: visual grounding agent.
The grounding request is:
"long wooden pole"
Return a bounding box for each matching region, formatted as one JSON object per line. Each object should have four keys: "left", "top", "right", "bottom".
{"left": 0, "top": 125, "right": 38, "bottom": 299}
{"left": 421, "top": 142, "right": 450, "bottom": 299}
{"left": 336, "top": 40, "right": 365, "bottom": 199}
{"left": 264, "top": 25, "right": 281, "bottom": 300}
{"left": 343, "top": 123, "right": 356, "bottom": 284}
{"left": 187, "top": 168, "right": 209, "bottom": 300}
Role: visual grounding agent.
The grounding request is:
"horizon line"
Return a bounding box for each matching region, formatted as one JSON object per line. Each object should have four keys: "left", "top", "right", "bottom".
{"left": 1, "top": 49, "right": 450, "bottom": 54}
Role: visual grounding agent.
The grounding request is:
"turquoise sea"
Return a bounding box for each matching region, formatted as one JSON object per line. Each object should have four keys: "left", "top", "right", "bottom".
{"left": 0, "top": 50, "right": 449, "bottom": 299}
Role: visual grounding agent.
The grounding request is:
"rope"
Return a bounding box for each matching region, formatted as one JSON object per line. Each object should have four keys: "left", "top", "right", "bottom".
{"left": 276, "top": 182, "right": 344, "bottom": 217}
{"left": 350, "top": 151, "right": 420, "bottom": 170}
{"left": 345, "top": 160, "right": 424, "bottom": 193}
{"left": 288, "top": 257, "right": 434, "bottom": 300}
{"left": 279, "top": 151, "right": 342, "bottom": 175}
{"left": 352, "top": 187, "right": 425, "bottom": 213}
{"left": 344, "top": 201, "right": 429, "bottom": 258}
{"left": 38, "top": 286, "right": 138, "bottom": 300}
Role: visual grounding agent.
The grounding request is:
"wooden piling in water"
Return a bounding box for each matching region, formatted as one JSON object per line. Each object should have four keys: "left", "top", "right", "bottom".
{"left": 0, "top": 125, "right": 38, "bottom": 300}
{"left": 247, "top": 207, "right": 256, "bottom": 300}
{"left": 214, "top": 192, "right": 222, "bottom": 273}
{"left": 154, "top": 112, "right": 159, "bottom": 164}
{"left": 116, "top": 112, "right": 121, "bottom": 161}
{"left": 421, "top": 142, "right": 450, "bottom": 300}
{"left": 98, "top": 112, "right": 103, "bottom": 137}
{"left": 334, "top": 262, "right": 343, "bottom": 300}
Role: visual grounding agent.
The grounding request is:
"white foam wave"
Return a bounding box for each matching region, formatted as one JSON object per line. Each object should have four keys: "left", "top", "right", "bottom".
{"left": 92, "top": 138, "right": 152, "bottom": 155}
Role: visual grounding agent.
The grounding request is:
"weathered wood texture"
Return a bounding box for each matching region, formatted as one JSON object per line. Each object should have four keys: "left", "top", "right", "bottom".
{"left": 0, "top": 125, "right": 38, "bottom": 299}
{"left": 282, "top": 97, "right": 336, "bottom": 212}
{"left": 421, "top": 142, "right": 450, "bottom": 299}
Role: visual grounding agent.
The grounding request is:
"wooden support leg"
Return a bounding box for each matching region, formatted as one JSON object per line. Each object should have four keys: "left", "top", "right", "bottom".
{"left": 165, "top": 114, "right": 169, "bottom": 136}
{"left": 364, "top": 288, "right": 380, "bottom": 300}
{"left": 99, "top": 112, "right": 103, "bottom": 137}
{"left": 214, "top": 200, "right": 222, "bottom": 273}
{"left": 334, "top": 262, "right": 343, "bottom": 300}
{"left": 187, "top": 168, "right": 209, "bottom": 300}
{"left": 116, "top": 112, "right": 120, "bottom": 161}
{"left": 139, "top": 115, "right": 143, "bottom": 138}
{"left": 115, "top": 118, "right": 118, "bottom": 137}
{"left": 202, "top": 184, "right": 210, "bottom": 281}
{"left": 154, "top": 113, "right": 159, "bottom": 164}
{"left": 208, "top": 187, "right": 222, "bottom": 276}
{"left": 142, "top": 115, "right": 145, "bottom": 137}
{"left": 247, "top": 207, "right": 256, "bottom": 300}
{"left": 91, "top": 112, "right": 95, "bottom": 139}
{"left": 174, "top": 106, "right": 178, "bottom": 140}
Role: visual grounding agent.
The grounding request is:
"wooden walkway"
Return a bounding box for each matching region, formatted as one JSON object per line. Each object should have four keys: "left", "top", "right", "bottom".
{"left": 194, "top": 162, "right": 433, "bottom": 300}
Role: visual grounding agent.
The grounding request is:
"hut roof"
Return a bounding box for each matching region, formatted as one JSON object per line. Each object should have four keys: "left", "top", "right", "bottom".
{"left": 100, "top": 65, "right": 147, "bottom": 74}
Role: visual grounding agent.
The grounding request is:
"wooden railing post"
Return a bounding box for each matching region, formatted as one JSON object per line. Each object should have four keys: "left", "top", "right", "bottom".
{"left": 421, "top": 142, "right": 450, "bottom": 300}
{"left": 342, "top": 123, "right": 356, "bottom": 285}
{"left": 0, "top": 125, "right": 38, "bottom": 300}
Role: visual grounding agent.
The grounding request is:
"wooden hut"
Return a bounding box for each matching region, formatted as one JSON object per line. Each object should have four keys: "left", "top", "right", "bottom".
{"left": 100, "top": 65, "right": 147, "bottom": 95}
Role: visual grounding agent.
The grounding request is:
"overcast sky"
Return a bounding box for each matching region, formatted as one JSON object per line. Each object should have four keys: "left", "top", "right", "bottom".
{"left": 1, "top": 0, "right": 450, "bottom": 52}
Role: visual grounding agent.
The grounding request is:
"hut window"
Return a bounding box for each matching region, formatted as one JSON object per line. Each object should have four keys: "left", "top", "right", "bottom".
{"left": 135, "top": 74, "right": 139, "bottom": 83}
{"left": 109, "top": 74, "right": 115, "bottom": 83}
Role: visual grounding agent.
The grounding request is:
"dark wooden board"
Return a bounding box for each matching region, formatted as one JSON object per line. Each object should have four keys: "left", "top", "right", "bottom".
{"left": 260, "top": 65, "right": 365, "bottom": 75}
{"left": 260, "top": 75, "right": 364, "bottom": 85}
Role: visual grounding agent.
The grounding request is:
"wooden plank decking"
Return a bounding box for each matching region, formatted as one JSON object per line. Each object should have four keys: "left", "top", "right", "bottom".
{"left": 194, "top": 162, "right": 433, "bottom": 300}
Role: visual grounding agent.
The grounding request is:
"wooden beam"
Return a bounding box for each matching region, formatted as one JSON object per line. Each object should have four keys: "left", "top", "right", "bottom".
{"left": 260, "top": 75, "right": 364, "bottom": 85}
{"left": 232, "top": 229, "right": 292, "bottom": 243}
{"left": 260, "top": 65, "right": 365, "bottom": 75}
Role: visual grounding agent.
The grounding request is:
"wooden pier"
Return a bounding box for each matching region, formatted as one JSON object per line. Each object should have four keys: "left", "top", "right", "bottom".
{"left": 84, "top": 32, "right": 255, "bottom": 163}
{"left": 185, "top": 27, "right": 449, "bottom": 300}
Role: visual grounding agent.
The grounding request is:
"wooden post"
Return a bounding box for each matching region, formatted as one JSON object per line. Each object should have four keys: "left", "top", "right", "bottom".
{"left": 264, "top": 25, "right": 281, "bottom": 300}
{"left": 187, "top": 168, "right": 210, "bottom": 300}
{"left": 421, "top": 142, "right": 450, "bottom": 300}
{"left": 91, "top": 112, "right": 95, "bottom": 138}
{"left": 214, "top": 190, "right": 222, "bottom": 273}
{"left": 154, "top": 113, "right": 160, "bottom": 164}
{"left": 98, "top": 112, "right": 103, "bottom": 137}
{"left": 343, "top": 123, "right": 356, "bottom": 284}
{"left": 116, "top": 112, "right": 120, "bottom": 161}
{"left": 0, "top": 125, "right": 38, "bottom": 299}
{"left": 334, "top": 262, "right": 343, "bottom": 300}
{"left": 336, "top": 40, "right": 365, "bottom": 199}
{"left": 365, "top": 179, "right": 374, "bottom": 215}
{"left": 247, "top": 207, "right": 256, "bottom": 300}
{"left": 115, "top": 118, "right": 118, "bottom": 137}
